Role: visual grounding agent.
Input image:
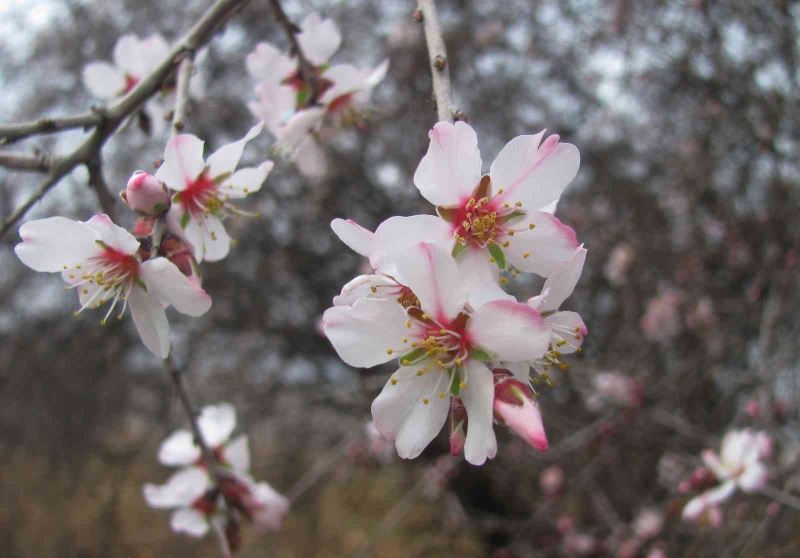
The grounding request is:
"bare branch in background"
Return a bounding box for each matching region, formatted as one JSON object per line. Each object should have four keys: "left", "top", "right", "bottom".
{"left": 0, "top": 0, "right": 251, "bottom": 241}
{"left": 0, "top": 151, "right": 52, "bottom": 172}
{"left": 170, "top": 54, "right": 195, "bottom": 137}
{"left": 415, "top": 0, "right": 460, "bottom": 122}
{"left": 269, "top": 0, "right": 321, "bottom": 102}
{"left": 0, "top": 111, "right": 104, "bottom": 146}
{"left": 85, "top": 155, "right": 117, "bottom": 219}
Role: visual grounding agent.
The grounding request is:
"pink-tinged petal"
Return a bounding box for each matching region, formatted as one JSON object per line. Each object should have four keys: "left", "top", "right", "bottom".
{"left": 158, "top": 429, "right": 201, "bottom": 467}
{"left": 331, "top": 218, "right": 374, "bottom": 258}
{"left": 224, "top": 434, "right": 250, "bottom": 472}
{"left": 143, "top": 466, "right": 210, "bottom": 509}
{"left": 112, "top": 34, "right": 142, "bottom": 75}
{"left": 720, "top": 430, "right": 751, "bottom": 468}
{"left": 155, "top": 134, "right": 206, "bottom": 190}
{"left": 248, "top": 481, "right": 290, "bottom": 530}
{"left": 275, "top": 107, "right": 325, "bottom": 152}
{"left": 219, "top": 161, "right": 273, "bottom": 199}
{"left": 84, "top": 214, "right": 140, "bottom": 255}
{"left": 293, "top": 135, "right": 329, "bottom": 178}
{"left": 200, "top": 215, "right": 231, "bottom": 263}
{"left": 528, "top": 245, "right": 586, "bottom": 312}
{"left": 393, "top": 242, "right": 467, "bottom": 324}
{"left": 371, "top": 366, "right": 450, "bottom": 459}
{"left": 170, "top": 508, "right": 209, "bottom": 537}
{"left": 198, "top": 403, "right": 236, "bottom": 447}
{"left": 682, "top": 481, "right": 736, "bottom": 520}
{"left": 460, "top": 360, "right": 497, "bottom": 465}
{"left": 544, "top": 311, "right": 587, "bottom": 354}
{"left": 245, "top": 42, "right": 295, "bottom": 82}
{"left": 413, "top": 121, "right": 482, "bottom": 207}
{"left": 319, "top": 64, "right": 363, "bottom": 104}
{"left": 468, "top": 300, "right": 550, "bottom": 362}
{"left": 297, "top": 12, "right": 341, "bottom": 65}
{"left": 701, "top": 450, "right": 728, "bottom": 480}
{"left": 322, "top": 297, "right": 414, "bottom": 368}
{"left": 370, "top": 215, "right": 453, "bottom": 277}
{"left": 493, "top": 389, "right": 548, "bottom": 451}
{"left": 501, "top": 361, "right": 531, "bottom": 383}
{"left": 137, "top": 34, "right": 170, "bottom": 74}
{"left": 138, "top": 258, "right": 212, "bottom": 316}
{"left": 737, "top": 462, "right": 768, "bottom": 492}
{"left": 490, "top": 132, "right": 580, "bottom": 211}
{"left": 128, "top": 284, "right": 170, "bottom": 358}
{"left": 206, "top": 122, "right": 264, "bottom": 179}
{"left": 332, "top": 274, "right": 394, "bottom": 307}
{"left": 165, "top": 204, "right": 201, "bottom": 260}
{"left": 457, "top": 247, "right": 515, "bottom": 308}
{"left": 15, "top": 217, "right": 99, "bottom": 272}
{"left": 504, "top": 211, "right": 579, "bottom": 277}
{"left": 82, "top": 62, "right": 126, "bottom": 99}
{"left": 249, "top": 81, "right": 297, "bottom": 134}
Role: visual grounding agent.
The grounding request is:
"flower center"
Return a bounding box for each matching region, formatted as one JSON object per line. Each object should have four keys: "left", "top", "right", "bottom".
{"left": 454, "top": 195, "right": 500, "bottom": 247}
{"left": 178, "top": 173, "right": 221, "bottom": 216}
{"left": 400, "top": 310, "right": 471, "bottom": 370}
{"left": 123, "top": 74, "right": 140, "bottom": 93}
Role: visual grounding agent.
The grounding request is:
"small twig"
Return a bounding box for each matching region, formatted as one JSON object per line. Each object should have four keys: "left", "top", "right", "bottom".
{"left": 415, "top": 0, "right": 460, "bottom": 122}
{"left": 85, "top": 155, "right": 117, "bottom": 219}
{"left": 268, "top": 0, "right": 320, "bottom": 103}
{"left": 171, "top": 54, "right": 195, "bottom": 137}
{"left": 760, "top": 485, "right": 800, "bottom": 513}
{"left": 286, "top": 433, "right": 355, "bottom": 503}
{"left": 0, "top": 151, "right": 53, "bottom": 172}
{"left": 0, "top": 0, "right": 250, "bottom": 241}
{"left": 0, "top": 112, "right": 103, "bottom": 146}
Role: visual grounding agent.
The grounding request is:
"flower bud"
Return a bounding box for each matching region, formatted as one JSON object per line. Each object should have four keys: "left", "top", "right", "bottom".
{"left": 124, "top": 171, "right": 170, "bottom": 216}
{"left": 493, "top": 370, "right": 548, "bottom": 451}
{"left": 449, "top": 398, "right": 466, "bottom": 456}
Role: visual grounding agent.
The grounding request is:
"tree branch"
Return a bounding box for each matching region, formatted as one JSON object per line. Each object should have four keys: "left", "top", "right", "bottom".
{"left": 268, "top": 0, "right": 320, "bottom": 103}
{"left": 171, "top": 54, "right": 195, "bottom": 137}
{"left": 415, "top": 0, "right": 460, "bottom": 122}
{"left": 0, "top": 0, "right": 250, "bottom": 241}
{"left": 0, "top": 111, "right": 103, "bottom": 146}
{"left": 0, "top": 151, "right": 52, "bottom": 172}
{"left": 85, "top": 155, "right": 117, "bottom": 219}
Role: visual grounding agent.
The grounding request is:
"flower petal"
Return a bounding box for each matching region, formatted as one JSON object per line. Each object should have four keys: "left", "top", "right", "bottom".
{"left": 198, "top": 402, "right": 236, "bottom": 447}
{"left": 143, "top": 466, "right": 210, "bottom": 509}
{"left": 468, "top": 300, "right": 550, "bottom": 362}
{"left": 370, "top": 215, "right": 453, "bottom": 277}
{"left": 371, "top": 366, "right": 450, "bottom": 459}
{"left": 112, "top": 34, "right": 142, "bottom": 75}
{"left": 413, "top": 121, "right": 482, "bottom": 207}
{"left": 493, "top": 388, "right": 548, "bottom": 451}
{"left": 15, "top": 217, "right": 100, "bottom": 272}
{"left": 322, "top": 297, "right": 414, "bottom": 368}
{"left": 275, "top": 107, "right": 325, "bottom": 152}
{"left": 544, "top": 311, "right": 587, "bottom": 354}
{"left": 249, "top": 81, "right": 297, "bottom": 133}
{"left": 128, "top": 284, "right": 170, "bottom": 358}
{"left": 199, "top": 215, "right": 231, "bottom": 263}
{"left": 293, "top": 135, "right": 329, "bottom": 178}
{"left": 490, "top": 132, "right": 580, "bottom": 211}
{"left": 457, "top": 246, "right": 515, "bottom": 308}
{"left": 206, "top": 122, "right": 264, "bottom": 179}
{"left": 504, "top": 211, "right": 579, "bottom": 277}
{"left": 737, "top": 462, "right": 768, "bottom": 492}
{"left": 171, "top": 508, "right": 209, "bottom": 537}
{"left": 394, "top": 242, "right": 468, "bottom": 324}
{"left": 332, "top": 274, "right": 394, "bottom": 306}
{"left": 158, "top": 429, "right": 201, "bottom": 467}
{"left": 219, "top": 161, "right": 274, "bottom": 199}
{"left": 138, "top": 257, "right": 212, "bottom": 316}
{"left": 297, "top": 12, "right": 342, "bottom": 65}
{"left": 460, "top": 360, "right": 497, "bottom": 465}
{"left": 330, "top": 218, "right": 374, "bottom": 258}
{"left": 249, "top": 482, "right": 290, "bottom": 530}
{"left": 528, "top": 245, "right": 586, "bottom": 312}
{"left": 84, "top": 214, "right": 140, "bottom": 255}
{"left": 82, "top": 62, "right": 126, "bottom": 99}
{"left": 245, "top": 42, "right": 295, "bottom": 82}
{"left": 155, "top": 134, "right": 206, "bottom": 190}
{"left": 224, "top": 434, "right": 251, "bottom": 472}
{"left": 682, "top": 481, "right": 736, "bottom": 520}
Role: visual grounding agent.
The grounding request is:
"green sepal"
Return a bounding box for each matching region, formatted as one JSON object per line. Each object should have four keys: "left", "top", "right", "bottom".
{"left": 450, "top": 367, "right": 461, "bottom": 396}
{"left": 487, "top": 242, "right": 506, "bottom": 269}
{"left": 451, "top": 241, "right": 467, "bottom": 258}
{"left": 180, "top": 211, "right": 191, "bottom": 229}
{"left": 469, "top": 348, "right": 493, "bottom": 363}
{"left": 437, "top": 206, "right": 459, "bottom": 223}
{"left": 135, "top": 278, "right": 148, "bottom": 292}
{"left": 94, "top": 240, "right": 109, "bottom": 249}
{"left": 399, "top": 347, "right": 427, "bottom": 367}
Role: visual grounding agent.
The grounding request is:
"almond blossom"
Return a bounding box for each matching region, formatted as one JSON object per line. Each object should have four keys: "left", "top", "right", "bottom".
{"left": 14, "top": 214, "right": 211, "bottom": 358}
{"left": 82, "top": 34, "right": 171, "bottom": 100}
{"left": 331, "top": 121, "right": 581, "bottom": 307}
{"left": 155, "top": 122, "right": 273, "bottom": 262}
{"left": 682, "top": 429, "right": 771, "bottom": 521}
{"left": 492, "top": 368, "right": 549, "bottom": 451}
{"left": 323, "top": 241, "right": 551, "bottom": 465}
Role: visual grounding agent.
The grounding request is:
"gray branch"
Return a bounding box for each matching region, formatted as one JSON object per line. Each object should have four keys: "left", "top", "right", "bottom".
{"left": 415, "top": 0, "right": 460, "bottom": 122}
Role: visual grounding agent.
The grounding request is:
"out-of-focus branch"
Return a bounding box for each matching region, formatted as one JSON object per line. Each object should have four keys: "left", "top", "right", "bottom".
{"left": 0, "top": 151, "right": 52, "bottom": 172}
{"left": 85, "top": 155, "right": 117, "bottom": 219}
{"left": 171, "top": 54, "right": 195, "bottom": 137}
{"left": 414, "top": 0, "right": 460, "bottom": 122}
{"left": 0, "top": 111, "right": 103, "bottom": 146}
{"left": 0, "top": 0, "right": 250, "bottom": 241}
{"left": 268, "top": 0, "right": 320, "bottom": 103}
{"left": 286, "top": 434, "right": 355, "bottom": 504}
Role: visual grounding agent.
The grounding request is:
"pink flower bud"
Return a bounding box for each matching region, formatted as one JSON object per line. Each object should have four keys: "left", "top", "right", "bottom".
{"left": 539, "top": 466, "right": 564, "bottom": 496}
{"left": 449, "top": 398, "right": 466, "bottom": 456}
{"left": 493, "top": 370, "right": 548, "bottom": 451}
{"left": 124, "top": 171, "right": 170, "bottom": 216}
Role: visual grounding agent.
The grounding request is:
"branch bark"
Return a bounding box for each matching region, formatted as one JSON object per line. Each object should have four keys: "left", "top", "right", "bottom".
{"left": 268, "top": 0, "right": 320, "bottom": 103}
{"left": 0, "top": 112, "right": 103, "bottom": 146}
{"left": 415, "top": 0, "right": 460, "bottom": 122}
{"left": 171, "top": 54, "right": 195, "bottom": 137}
{"left": 0, "top": 0, "right": 250, "bottom": 241}
{"left": 85, "top": 155, "right": 117, "bottom": 219}
{"left": 0, "top": 151, "right": 52, "bottom": 172}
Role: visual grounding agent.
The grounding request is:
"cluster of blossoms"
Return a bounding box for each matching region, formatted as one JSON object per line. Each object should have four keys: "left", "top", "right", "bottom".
{"left": 14, "top": 123, "right": 272, "bottom": 358}
{"left": 82, "top": 33, "right": 206, "bottom": 135}
{"left": 323, "top": 121, "right": 587, "bottom": 465}
{"left": 144, "top": 403, "right": 288, "bottom": 552}
{"left": 246, "top": 13, "right": 388, "bottom": 177}
{"left": 681, "top": 429, "right": 771, "bottom": 525}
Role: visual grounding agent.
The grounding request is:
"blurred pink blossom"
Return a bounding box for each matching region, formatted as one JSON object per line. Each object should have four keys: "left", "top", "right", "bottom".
{"left": 640, "top": 290, "right": 683, "bottom": 343}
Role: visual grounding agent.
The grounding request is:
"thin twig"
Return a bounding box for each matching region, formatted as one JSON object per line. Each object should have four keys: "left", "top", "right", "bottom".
{"left": 85, "top": 155, "right": 117, "bottom": 219}
{"left": 760, "top": 485, "right": 800, "bottom": 512}
{"left": 171, "top": 54, "right": 195, "bottom": 137}
{"left": 286, "top": 434, "right": 355, "bottom": 503}
{"left": 0, "top": 111, "right": 103, "bottom": 146}
{"left": 0, "top": 0, "right": 249, "bottom": 241}
{"left": 268, "top": 0, "right": 320, "bottom": 103}
{"left": 0, "top": 151, "right": 52, "bottom": 172}
{"left": 415, "top": 0, "right": 460, "bottom": 122}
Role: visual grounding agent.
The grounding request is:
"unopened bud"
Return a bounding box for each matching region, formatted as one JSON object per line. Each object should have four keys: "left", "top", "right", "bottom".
{"left": 124, "top": 171, "right": 170, "bottom": 216}
{"left": 449, "top": 398, "right": 466, "bottom": 456}
{"left": 493, "top": 369, "right": 548, "bottom": 451}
